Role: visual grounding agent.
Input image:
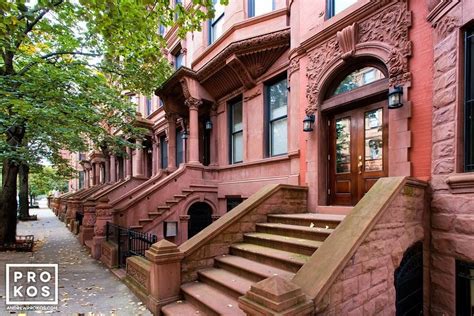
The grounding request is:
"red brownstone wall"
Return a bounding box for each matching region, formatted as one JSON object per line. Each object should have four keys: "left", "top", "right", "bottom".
{"left": 315, "top": 183, "right": 429, "bottom": 315}
{"left": 429, "top": 1, "right": 474, "bottom": 315}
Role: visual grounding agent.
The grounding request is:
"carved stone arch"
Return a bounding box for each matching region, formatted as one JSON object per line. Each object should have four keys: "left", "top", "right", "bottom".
{"left": 182, "top": 195, "right": 218, "bottom": 217}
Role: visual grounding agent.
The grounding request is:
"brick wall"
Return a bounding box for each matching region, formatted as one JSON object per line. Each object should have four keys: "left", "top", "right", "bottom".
{"left": 315, "top": 184, "right": 429, "bottom": 315}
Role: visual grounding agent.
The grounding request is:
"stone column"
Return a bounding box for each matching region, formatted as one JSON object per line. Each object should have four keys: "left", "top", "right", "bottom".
{"left": 167, "top": 114, "right": 177, "bottom": 171}
{"left": 104, "top": 158, "right": 110, "bottom": 183}
{"left": 91, "top": 163, "right": 97, "bottom": 185}
{"left": 145, "top": 240, "right": 184, "bottom": 314}
{"left": 110, "top": 155, "right": 117, "bottom": 183}
{"left": 209, "top": 105, "right": 218, "bottom": 166}
{"left": 125, "top": 147, "right": 133, "bottom": 178}
{"left": 91, "top": 197, "right": 113, "bottom": 259}
{"left": 179, "top": 215, "right": 190, "bottom": 244}
{"left": 185, "top": 97, "right": 202, "bottom": 164}
{"left": 238, "top": 276, "right": 314, "bottom": 315}
{"left": 94, "top": 162, "right": 100, "bottom": 185}
{"left": 152, "top": 139, "right": 159, "bottom": 176}
{"left": 84, "top": 169, "right": 90, "bottom": 189}
{"left": 134, "top": 139, "right": 144, "bottom": 177}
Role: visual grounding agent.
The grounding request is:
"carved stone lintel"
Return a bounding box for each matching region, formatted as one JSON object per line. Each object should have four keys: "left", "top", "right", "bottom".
{"left": 185, "top": 97, "right": 203, "bottom": 111}
{"left": 337, "top": 23, "right": 358, "bottom": 60}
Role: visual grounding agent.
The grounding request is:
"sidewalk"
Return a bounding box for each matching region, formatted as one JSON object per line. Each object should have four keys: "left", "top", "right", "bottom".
{"left": 0, "top": 201, "right": 151, "bottom": 315}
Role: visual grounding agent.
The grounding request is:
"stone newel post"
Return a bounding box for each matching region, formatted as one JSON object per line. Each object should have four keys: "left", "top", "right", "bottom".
{"left": 79, "top": 200, "right": 96, "bottom": 245}
{"left": 145, "top": 239, "right": 184, "bottom": 315}
{"left": 238, "top": 276, "right": 314, "bottom": 315}
{"left": 91, "top": 197, "right": 113, "bottom": 259}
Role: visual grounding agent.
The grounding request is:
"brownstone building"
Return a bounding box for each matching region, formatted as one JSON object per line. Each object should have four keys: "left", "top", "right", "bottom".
{"left": 51, "top": 0, "right": 474, "bottom": 314}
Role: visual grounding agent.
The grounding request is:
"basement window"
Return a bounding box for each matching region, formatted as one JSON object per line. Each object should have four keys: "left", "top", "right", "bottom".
{"left": 456, "top": 260, "right": 474, "bottom": 315}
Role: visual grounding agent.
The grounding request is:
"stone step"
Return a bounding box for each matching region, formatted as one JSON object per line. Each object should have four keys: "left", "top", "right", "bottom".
{"left": 148, "top": 211, "right": 162, "bottom": 218}
{"left": 129, "top": 225, "right": 143, "bottom": 232}
{"left": 315, "top": 205, "right": 353, "bottom": 215}
{"left": 256, "top": 223, "right": 333, "bottom": 241}
{"left": 229, "top": 243, "right": 310, "bottom": 273}
{"left": 181, "top": 281, "right": 245, "bottom": 316}
{"left": 214, "top": 255, "right": 294, "bottom": 283}
{"left": 157, "top": 205, "right": 171, "bottom": 212}
{"left": 267, "top": 213, "right": 345, "bottom": 229}
{"left": 138, "top": 218, "right": 153, "bottom": 225}
{"left": 243, "top": 232, "right": 322, "bottom": 256}
{"left": 162, "top": 300, "right": 204, "bottom": 316}
{"left": 173, "top": 194, "right": 187, "bottom": 199}
{"left": 198, "top": 268, "right": 253, "bottom": 298}
{"left": 165, "top": 199, "right": 180, "bottom": 205}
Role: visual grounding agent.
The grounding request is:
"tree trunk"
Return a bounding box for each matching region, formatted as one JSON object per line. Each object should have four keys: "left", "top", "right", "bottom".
{"left": 0, "top": 160, "right": 19, "bottom": 244}
{"left": 18, "top": 163, "right": 30, "bottom": 220}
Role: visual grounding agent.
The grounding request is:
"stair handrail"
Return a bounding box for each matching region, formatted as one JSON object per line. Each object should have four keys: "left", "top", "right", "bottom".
{"left": 292, "top": 177, "right": 427, "bottom": 306}
{"left": 178, "top": 183, "right": 308, "bottom": 257}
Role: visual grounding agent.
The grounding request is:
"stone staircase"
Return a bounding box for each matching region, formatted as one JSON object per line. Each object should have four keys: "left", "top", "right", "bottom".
{"left": 130, "top": 184, "right": 218, "bottom": 232}
{"left": 162, "top": 211, "right": 347, "bottom": 315}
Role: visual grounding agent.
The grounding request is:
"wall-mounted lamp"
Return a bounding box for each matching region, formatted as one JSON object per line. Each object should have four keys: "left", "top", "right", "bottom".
{"left": 181, "top": 130, "right": 188, "bottom": 139}
{"left": 164, "top": 221, "right": 178, "bottom": 238}
{"left": 205, "top": 120, "right": 213, "bottom": 130}
{"left": 388, "top": 86, "right": 404, "bottom": 109}
{"left": 303, "top": 114, "right": 315, "bottom": 132}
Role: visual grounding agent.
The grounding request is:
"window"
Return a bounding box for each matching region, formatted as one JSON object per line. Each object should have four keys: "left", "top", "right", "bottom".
{"left": 248, "top": 0, "right": 274, "bottom": 18}
{"left": 266, "top": 76, "right": 288, "bottom": 156}
{"left": 229, "top": 99, "right": 243, "bottom": 163}
{"left": 333, "top": 67, "right": 385, "bottom": 96}
{"left": 160, "top": 135, "right": 168, "bottom": 169}
{"left": 209, "top": 0, "right": 225, "bottom": 44}
{"left": 465, "top": 28, "right": 474, "bottom": 172}
{"left": 326, "top": 0, "right": 357, "bottom": 18}
{"left": 176, "top": 130, "right": 184, "bottom": 166}
{"left": 159, "top": 24, "right": 166, "bottom": 36}
{"left": 78, "top": 171, "right": 85, "bottom": 189}
{"left": 456, "top": 261, "right": 474, "bottom": 315}
{"left": 226, "top": 197, "right": 244, "bottom": 212}
{"left": 174, "top": 49, "right": 183, "bottom": 69}
{"left": 146, "top": 96, "right": 152, "bottom": 116}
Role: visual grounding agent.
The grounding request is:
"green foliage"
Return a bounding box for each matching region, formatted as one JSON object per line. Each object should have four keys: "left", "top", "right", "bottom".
{"left": 0, "top": 0, "right": 222, "bottom": 166}
{"left": 29, "top": 166, "right": 68, "bottom": 197}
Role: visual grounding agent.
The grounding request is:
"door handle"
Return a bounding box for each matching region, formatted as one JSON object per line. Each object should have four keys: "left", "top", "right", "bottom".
{"left": 357, "top": 155, "right": 363, "bottom": 174}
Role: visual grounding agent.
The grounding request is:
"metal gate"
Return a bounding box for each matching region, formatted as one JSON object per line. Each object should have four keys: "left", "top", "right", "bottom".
{"left": 105, "top": 222, "right": 158, "bottom": 268}
{"left": 394, "top": 241, "right": 423, "bottom": 316}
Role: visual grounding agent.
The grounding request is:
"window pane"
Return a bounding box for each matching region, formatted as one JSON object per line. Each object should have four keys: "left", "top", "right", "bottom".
{"left": 211, "top": 17, "right": 224, "bottom": 42}
{"left": 175, "top": 52, "right": 183, "bottom": 69}
{"left": 334, "top": 67, "right": 385, "bottom": 96}
{"left": 456, "top": 261, "right": 474, "bottom": 314}
{"left": 176, "top": 131, "right": 184, "bottom": 165}
{"left": 269, "top": 79, "right": 288, "bottom": 119}
{"left": 252, "top": 0, "right": 273, "bottom": 17}
{"left": 232, "top": 101, "right": 243, "bottom": 132}
{"left": 213, "top": 0, "right": 225, "bottom": 19}
{"left": 271, "top": 117, "right": 287, "bottom": 156}
{"left": 364, "top": 108, "right": 383, "bottom": 172}
{"left": 466, "top": 30, "right": 474, "bottom": 171}
{"left": 334, "top": 0, "right": 357, "bottom": 15}
{"left": 336, "top": 117, "right": 351, "bottom": 173}
{"left": 233, "top": 131, "right": 243, "bottom": 163}
{"left": 160, "top": 136, "right": 168, "bottom": 169}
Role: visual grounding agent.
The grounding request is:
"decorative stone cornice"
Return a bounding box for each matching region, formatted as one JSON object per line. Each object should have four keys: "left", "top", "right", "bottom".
{"left": 427, "top": 0, "right": 460, "bottom": 24}
{"left": 226, "top": 55, "right": 256, "bottom": 89}
{"left": 288, "top": 57, "right": 300, "bottom": 77}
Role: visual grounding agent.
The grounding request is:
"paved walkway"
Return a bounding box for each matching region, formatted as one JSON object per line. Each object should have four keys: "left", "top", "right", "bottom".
{"left": 0, "top": 200, "right": 151, "bottom": 315}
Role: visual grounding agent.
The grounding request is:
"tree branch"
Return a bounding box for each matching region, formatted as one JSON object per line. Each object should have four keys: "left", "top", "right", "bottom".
{"left": 17, "top": 51, "right": 102, "bottom": 76}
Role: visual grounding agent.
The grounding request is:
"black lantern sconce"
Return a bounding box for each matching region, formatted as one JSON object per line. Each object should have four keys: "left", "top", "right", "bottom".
{"left": 164, "top": 221, "right": 178, "bottom": 238}
{"left": 303, "top": 114, "right": 315, "bottom": 132}
{"left": 388, "top": 86, "right": 404, "bottom": 109}
{"left": 205, "top": 119, "right": 213, "bottom": 130}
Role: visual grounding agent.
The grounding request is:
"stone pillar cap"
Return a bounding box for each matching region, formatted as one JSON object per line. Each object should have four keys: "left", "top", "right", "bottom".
{"left": 146, "top": 239, "right": 184, "bottom": 263}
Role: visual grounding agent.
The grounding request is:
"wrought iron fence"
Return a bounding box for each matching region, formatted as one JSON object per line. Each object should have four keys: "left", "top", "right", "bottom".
{"left": 106, "top": 222, "right": 158, "bottom": 268}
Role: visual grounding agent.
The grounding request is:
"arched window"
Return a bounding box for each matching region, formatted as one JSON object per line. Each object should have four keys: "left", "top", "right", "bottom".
{"left": 333, "top": 67, "right": 386, "bottom": 96}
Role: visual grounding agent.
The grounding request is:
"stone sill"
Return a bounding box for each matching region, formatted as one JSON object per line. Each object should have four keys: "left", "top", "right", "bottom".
{"left": 446, "top": 173, "right": 474, "bottom": 194}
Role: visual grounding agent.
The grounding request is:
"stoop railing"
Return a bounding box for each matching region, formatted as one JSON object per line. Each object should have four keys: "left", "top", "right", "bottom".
{"left": 106, "top": 222, "right": 157, "bottom": 268}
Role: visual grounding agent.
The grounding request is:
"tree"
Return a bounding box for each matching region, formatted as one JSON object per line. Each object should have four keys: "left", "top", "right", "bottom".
{"left": 0, "top": 0, "right": 221, "bottom": 244}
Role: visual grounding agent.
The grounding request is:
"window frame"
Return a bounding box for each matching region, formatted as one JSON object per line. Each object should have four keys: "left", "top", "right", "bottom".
{"left": 326, "top": 0, "right": 357, "bottom": 19}
{"left": 209, "top": 0, "right": 225, "bottom": 45}
{"left": 228, "top": 97, "right": 243, "bottom": 164}
{"left": 160, "top": 135, "right": 168, "bottom": 169}
{"left": 464, "top": 27, "right": 474, "bottom": 172}
{"left": 265, "top": 74, "right": 288, "bottom": 157}
{"left": 248, "top": 0, "right": 274, "bottom": 18}
{"left": 146, "top": 96, "right": 152, "bottom": 116}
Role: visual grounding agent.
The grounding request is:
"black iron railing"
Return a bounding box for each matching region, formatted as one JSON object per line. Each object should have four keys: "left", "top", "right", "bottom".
{"left": 106, "top": 222, "right": 158, "bottom": 268}
{"left": 75, "top": 212, "right": 84, "bottom": 226}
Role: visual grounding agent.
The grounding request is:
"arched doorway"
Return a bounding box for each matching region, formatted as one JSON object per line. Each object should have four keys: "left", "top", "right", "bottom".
{"left": 187, "top": 202, "right": 213, "bottom": 238}
{"left": 321, "top": 62, "right": 389, "bottom": 206}
{"left": 394, "top": 241, "right": 423, "bottom": 316}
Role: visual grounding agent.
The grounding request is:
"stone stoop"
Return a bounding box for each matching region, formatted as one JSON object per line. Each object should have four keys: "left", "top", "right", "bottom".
{"left": 161, "top": 212, "right": 347, "bottom": 315}
{"left": 132, "top": 184, "right": 218, "bottom": 232}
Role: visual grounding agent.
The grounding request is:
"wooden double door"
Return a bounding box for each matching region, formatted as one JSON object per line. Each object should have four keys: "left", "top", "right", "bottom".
{"left": 328, "top": 100, "right": 388, "bottom": 206}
